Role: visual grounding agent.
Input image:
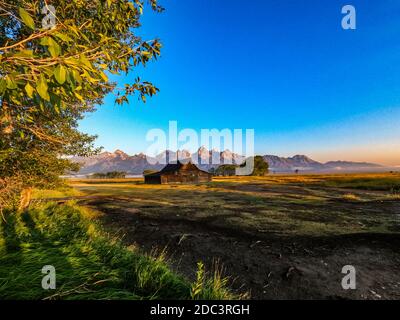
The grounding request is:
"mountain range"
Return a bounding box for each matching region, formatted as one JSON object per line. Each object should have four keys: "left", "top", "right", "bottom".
{"left": 70, "top": 148, "right": 384, "bottom": 176}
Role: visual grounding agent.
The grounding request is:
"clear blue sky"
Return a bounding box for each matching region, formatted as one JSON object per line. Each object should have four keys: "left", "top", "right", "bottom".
{"left": 79, "top": 0, "right": 400, "bottom": 165}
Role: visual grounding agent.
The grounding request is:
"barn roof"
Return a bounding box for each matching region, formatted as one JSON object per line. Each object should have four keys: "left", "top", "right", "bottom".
{"left": 146, "top": 161, "right": 211, "bottom": 177}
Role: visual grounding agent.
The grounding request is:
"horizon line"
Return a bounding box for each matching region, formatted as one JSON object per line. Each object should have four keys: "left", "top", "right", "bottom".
{"left": 89, "top": 148, "right": 392, "bottom": 167}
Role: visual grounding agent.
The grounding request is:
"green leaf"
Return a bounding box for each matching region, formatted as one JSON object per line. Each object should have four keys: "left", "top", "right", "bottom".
{"left": 54, "top": 65, "right": 67, "bottom": 85}
{"left": 41, "top": 37, "right": 61, "bottom": 57}
{"left": 47, "top": 38, "right": 61, "bottom": 58}
{"left": 99, "top": 71, "right": 108, "bottom": 82}
{"left": 0, "top": 79, "right": 6, "bottom": 94}
{"left": 74, "top": 92, "right": 84, "bottom": 102}
{"left": 6, "top": 76, "right": 17, "bottom": 90}
{"left": 19, "top": 7, "right": 35, "bottom": 30}
{"left": 25, "top": 83, "right": 35, "bottom": 98}
{"left": 71, "top": 70, "right": 82, "bottom": 84}
{"left": 50, "top": 93, "right": 62, "bottom": 112}
{"left": 53, "top": 32, "right": 73, "bottom": 43}
{"left": 40, "top": 37, "right": 50, "bottom": 46}
{"left": 82, "top": 70, "right": 98, "bottom": 84}
{"left": 14, "top": 49, "right": 34, "bottom": 58}
{"left": 36, "top": 76, "right": 50, "bottom": 101}
{"left": 79, "top": 55, "right": 93, "bottom": 70}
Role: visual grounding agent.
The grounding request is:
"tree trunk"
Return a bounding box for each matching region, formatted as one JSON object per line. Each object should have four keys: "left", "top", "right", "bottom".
{"left": 19, "top": 187, "right": 32, "bottom": 211}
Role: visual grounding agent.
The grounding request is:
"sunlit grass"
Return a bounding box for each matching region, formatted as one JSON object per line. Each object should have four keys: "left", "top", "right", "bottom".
{"left": 0, "top": 203, "right": 237, "bottom": 300}
{"left": 32, "top": 187, "right": 83, "bottom": 200}
{"left": 342, "top": 194, "right": 362, "bottom": 201}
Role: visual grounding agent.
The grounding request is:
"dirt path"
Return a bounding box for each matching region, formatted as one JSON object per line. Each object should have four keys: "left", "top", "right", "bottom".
{"left": 82, "top": 197, "right": 400, "bottom": 300}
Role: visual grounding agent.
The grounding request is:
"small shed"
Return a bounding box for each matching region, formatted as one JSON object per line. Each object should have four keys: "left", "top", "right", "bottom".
{"left": 144, "top": 161, "right": 212, "bottom": 184}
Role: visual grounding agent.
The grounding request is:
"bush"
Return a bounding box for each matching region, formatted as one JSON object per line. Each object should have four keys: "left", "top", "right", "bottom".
{"left": 215, "top": 165, "right": 237, "bottom": 176}
{"left": 215, "top": 156, "right": 269, "bottom": 177}
{"left": 240, "top": 156, "right": 269, "bottom": 176}
{"left": 89, "top": 171, "right": 126, "bottom": 179}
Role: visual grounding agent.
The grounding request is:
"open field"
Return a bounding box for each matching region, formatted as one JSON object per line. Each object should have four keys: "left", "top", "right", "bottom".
{"left": 35, "top": 173, "right": 400, "bottom": 299}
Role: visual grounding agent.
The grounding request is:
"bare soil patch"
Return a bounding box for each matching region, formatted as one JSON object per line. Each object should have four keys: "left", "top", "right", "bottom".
{"left": 82, "top": 195, "right": 400, "bottom": 300}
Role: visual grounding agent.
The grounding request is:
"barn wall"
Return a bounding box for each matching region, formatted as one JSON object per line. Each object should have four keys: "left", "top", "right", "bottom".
{"left": 160, "top": 172, "right": 211, "bottom": 184}
{"left": 144, "top": 175, "right": 161, "bottom": 184}
{"left": 144, "top": 165, "right": 212, "bottom": 184}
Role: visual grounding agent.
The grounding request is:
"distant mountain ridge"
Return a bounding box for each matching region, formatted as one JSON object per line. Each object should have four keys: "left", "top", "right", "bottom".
{"left": 71, "top": 148, "right": 383, "bottom": 175}
{"left": 262, "top": 155, "right": 381, "bottom": 172}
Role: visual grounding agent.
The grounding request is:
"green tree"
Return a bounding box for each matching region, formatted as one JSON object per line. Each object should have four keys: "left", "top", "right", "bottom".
{"left": 215, "top": 165, "right": 237, "bottom": 176}
{"left": 240, "top": 156, "right": 269, "bottom": 176}
{"left": 0, "top": 0, "right": 163, "bottom": 211}
{"left": 89, "top": 172, "right": 126, "bottom": 179}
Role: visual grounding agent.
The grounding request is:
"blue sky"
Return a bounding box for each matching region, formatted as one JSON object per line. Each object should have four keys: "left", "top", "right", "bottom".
{"left": 79, "top": 0, "right": 400, "bottom": 165}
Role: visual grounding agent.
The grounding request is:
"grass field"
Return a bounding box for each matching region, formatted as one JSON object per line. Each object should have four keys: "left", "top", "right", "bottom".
{"left": 67, "top": 173, "right": 400, "bottom": 237}
{"left": 13, "top": 173, "right": 400, "bottom": 299}
{"left": 0, "top": 202, "right": 236, "bottom": 300}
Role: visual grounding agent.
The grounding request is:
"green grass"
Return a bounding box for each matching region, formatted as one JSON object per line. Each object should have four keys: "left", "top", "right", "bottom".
{"left": 321, "top": 176, "right": 400, "bottom": 192}
{"left": 0, "top": 202, "right": 236, "bottom": 300}
{"left": 212, "top": 173, "right": 400, "bottom": 192}
{"left": 32, "top": 187, "right": 83, "bottom": 200}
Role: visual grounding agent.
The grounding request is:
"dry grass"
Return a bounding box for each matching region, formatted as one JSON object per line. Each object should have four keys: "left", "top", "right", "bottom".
{"left": 59, "top": 173, "right": 400, "bottom": 237}
{"left": 68, "top": 178, "right": 142, "bottom": 185}
{"left": 342, "top": 193, "right": 361, "bottom": 201}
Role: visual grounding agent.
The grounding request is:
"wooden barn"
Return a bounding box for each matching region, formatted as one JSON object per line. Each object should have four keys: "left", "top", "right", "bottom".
{"left": 144, "top": 161, "right": 212, "bottom": 184}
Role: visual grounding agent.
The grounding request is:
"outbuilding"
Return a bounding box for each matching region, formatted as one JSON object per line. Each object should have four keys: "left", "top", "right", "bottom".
{"left": 144, "top": 161, "right": 212, "bottom": 184}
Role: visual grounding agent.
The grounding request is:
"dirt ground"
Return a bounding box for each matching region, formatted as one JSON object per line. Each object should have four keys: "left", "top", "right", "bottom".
{"left": 68, "top": 176, "right": 400, "bottom": 300}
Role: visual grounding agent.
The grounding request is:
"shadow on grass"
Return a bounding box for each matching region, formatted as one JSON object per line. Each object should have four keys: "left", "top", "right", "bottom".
{"left": 3, "top": 214, "right": 22, "bottom": 254}
{"left": 0, "top": 208, "right": 79, "bottom": 300}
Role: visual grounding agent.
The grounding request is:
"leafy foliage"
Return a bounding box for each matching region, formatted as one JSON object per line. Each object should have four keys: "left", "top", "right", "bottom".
{"left": 241, "top": 156, "right": 269, "bottom": 176}
{"left": 215, "top": 156, "right": 269, "bottom": 176}
{"left": 214, "top": 165, "right": 237, "bottom": 176}
{"left": 89, "top": 171, "right": 126, "bottom": 179}
{"left": 0, "top": 0, "right": 163, "bottom": 209}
